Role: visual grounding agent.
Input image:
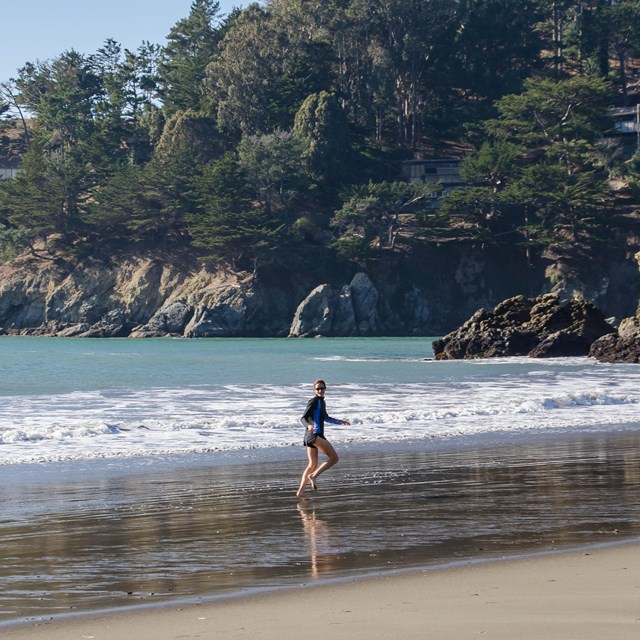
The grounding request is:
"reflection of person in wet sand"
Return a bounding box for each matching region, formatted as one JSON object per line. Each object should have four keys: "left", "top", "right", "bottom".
{"left": 296, "top": 380, "right": 350, "bottom": 498}
{"left": 297, "top": 503, "right": 334, "bottom": 579}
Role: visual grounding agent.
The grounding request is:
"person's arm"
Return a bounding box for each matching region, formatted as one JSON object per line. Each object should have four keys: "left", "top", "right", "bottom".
{"left": 323, "top": 400, "right": 350, "bottom": 426}
{"left": 300, "top": 397, "right": 316, "bottom": 430}
{"left": 325, "top": 416, "right": 350, "bottom": 426}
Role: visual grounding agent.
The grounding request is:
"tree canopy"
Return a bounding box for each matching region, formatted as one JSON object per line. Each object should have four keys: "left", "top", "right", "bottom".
{"left": 0, "top": 0, "right": 638, "bottom": 277}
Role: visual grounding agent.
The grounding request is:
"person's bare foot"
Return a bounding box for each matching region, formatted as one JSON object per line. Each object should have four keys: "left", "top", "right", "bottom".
{"left": 308, "top": 475, "right": 317, "bottom": 491}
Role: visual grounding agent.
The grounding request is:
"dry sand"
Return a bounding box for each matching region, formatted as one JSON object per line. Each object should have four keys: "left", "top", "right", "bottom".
{"left": 6, "top": 540, "right": 639, "bottom": 640}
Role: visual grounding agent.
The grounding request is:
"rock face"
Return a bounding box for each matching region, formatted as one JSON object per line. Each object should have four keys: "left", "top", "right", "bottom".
{"left": 589, "top": 315, "right": 640, "bottom": 363}
{"left": 585, "top": 250, "right": 640, "bottom": 363}
{"left": 288, "top": 273, "right": 379, "bottom": 337}
{"left": 0, "top": 254, "right": 295, "bottom": 338}
{"left": 0, "top": 251, "right": 405, "bottom": 338}
{"left": 1, "top": 239, "right": 639, "bottom": 339}
{"left": 432, "top": 294, "right": 615, "bottom": 359}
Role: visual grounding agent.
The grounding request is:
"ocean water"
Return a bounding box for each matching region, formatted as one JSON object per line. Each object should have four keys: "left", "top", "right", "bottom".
{"left": 2, "top": 336, "right": 640, "bottom": 624}
{"left": 2, "top": 336, "right": 640, "bottom": 466}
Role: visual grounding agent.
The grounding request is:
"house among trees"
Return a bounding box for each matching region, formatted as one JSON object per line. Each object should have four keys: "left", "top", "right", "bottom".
{"left": 0, "top": 155, "right": 21, "bottom": 180}
{"left": 401, "top": 158, "right": 465, "bottom": 208}
{"left": 608, "top": 105, "right": 640, "bottom": 155}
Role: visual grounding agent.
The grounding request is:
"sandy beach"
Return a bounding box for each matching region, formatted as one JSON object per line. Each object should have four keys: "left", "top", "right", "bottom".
{"left": 6, "top": 540, "right": 639, "bottom": 640}
{"left": 2, "top": 431, "right": 640, "bottom": 636}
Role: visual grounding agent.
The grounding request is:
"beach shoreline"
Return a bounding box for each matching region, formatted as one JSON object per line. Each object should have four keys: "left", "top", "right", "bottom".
{"left": 2, "top": 430, "right": 640, "bottom": 629}
{"left": 6, "top": 538, "right": 640, "bottom": 640}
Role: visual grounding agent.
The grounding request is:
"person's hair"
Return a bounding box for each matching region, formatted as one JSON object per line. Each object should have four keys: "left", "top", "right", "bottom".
{"left": 314, "top": 379, "right": 326, "bottom": 388}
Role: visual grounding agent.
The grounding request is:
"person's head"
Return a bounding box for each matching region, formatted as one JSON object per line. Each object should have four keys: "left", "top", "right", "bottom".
{"left": 314, "top": 379, "right": 326, "bottom": 395}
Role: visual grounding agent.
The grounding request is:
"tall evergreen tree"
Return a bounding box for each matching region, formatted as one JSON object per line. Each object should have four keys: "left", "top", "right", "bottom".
{"left": 208, "top": 2, "right": 333, "bottom": 136}
{"left": 237, "top": 130, "right": 308, "bottom": 215}
{"left": 443, "top": 76, "right": 614, "bottom": 253}
{"left": 159, "top": 0, "right": 224, "bottom": 115}
{"left": 350, "top": 0, "right": 459, "bottom": 148}
{"left": 293, "top": 91, "right": 351, "bottom": 186}
{"left": 452, "top": 0, "right": 544, "bottom": 105}
{"left": 603, "top": 0, "right": 640, "bottom": 102}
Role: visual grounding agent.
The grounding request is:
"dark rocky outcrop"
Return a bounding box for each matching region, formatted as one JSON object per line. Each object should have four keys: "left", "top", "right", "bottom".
{"left": 589, "top": 315, "right": 640, "bottom": 363}
{"left": 432, "top": 294, "right": 616, "bottom": 359}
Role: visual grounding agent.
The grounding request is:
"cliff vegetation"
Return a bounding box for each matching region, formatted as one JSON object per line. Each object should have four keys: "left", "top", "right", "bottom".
{"left": 1, "top": 1, "right": 640, "bottom": 337}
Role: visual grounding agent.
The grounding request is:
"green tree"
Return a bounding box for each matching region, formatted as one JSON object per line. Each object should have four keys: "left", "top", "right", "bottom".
{"left": 293, "top": 91, "right": 351, "bottom": 185}
{"left": 603, "top": 0, "right": 640, "bottom": 102}
{"left": 207, "top": 2, "right": 333, "bottom": 135}
{"left": 444, "top": 76, "right": 615, "bottom": 254}
{"left": 88, "top": 152, "right": 199, "bottom": 243}
{"left": 459, "top": 140, "right": 521, "bottom": 189}
{"left": 90, "top": 40, "right": 163, "bottom": 164}
{"left": 354, "top": 0, "right": 459, "bottom": 147}
{"left": 237, "top": 130, "right": 308, "bottom": 215}
{"left": 190, "top": 153, "right": 256, "bottom": 261}
{"left": 440, "top": 140, "right": 522, "bottom": 240}
{"left": 452, "top": 0, "right": 543, "bottom": 102}
{"left": 0, "top": 81, "right": 30, "bottom": 151}
{"left": 0, "top": 141, "right": 93, "bottom": 241}
{"left": 332, "top": 180, "right": 430, "bottom": 258}
{"left": 159, "top": 0, "right": 224, "bottom": 115}
{"left": 485, "top": 76, "right": 612, "bottom": 150}
{"left": 206, "top": 5, "right": 274, "bottom": 135}
{"left": 502, "top": 160, "right": 610, "bottom": 247}
{"left": 154, "top": 108, "right": 223, "bottom": 164}
{"left": 10, "top": 52, "right": 121, "bottom": 240}
{"left": 15, "top": 51, "right": 102, "bottom": 151}
{"left": 622, "top": 152, "right": 640, "bottom": 198}
{"left": 188, "top": 152, "right": 288, "bottom": 270}
{"left": 0, "top": 225, "right": 30, "bottom": 263}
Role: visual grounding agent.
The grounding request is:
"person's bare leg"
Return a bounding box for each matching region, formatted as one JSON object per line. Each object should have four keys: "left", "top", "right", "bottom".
{"left": 297, "top": 447, "right": 318, "bottom": 497}
{"left": 309, "top": 438, "right": 339, "bottom": 486}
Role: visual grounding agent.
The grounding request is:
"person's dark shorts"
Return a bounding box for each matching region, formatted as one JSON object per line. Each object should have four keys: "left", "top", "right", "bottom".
{"left": 303, "top": 432, "right": 325, "bottom": 448}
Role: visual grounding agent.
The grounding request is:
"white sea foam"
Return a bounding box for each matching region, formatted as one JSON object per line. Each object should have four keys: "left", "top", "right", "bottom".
{"left": 1, "top": 375, "right": 639, "bottom": 464}
{"left": 2, "top": 337, "right": 640, "bottom": 465}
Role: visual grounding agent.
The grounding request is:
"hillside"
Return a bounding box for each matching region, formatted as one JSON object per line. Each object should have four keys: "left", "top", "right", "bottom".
{"left": 1, "top": 1, "right": 640, "bottom": 338}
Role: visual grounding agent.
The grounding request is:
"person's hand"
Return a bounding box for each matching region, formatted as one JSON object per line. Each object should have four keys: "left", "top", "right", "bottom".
{"left": 341, "top": 420, "right": 350, "bottom": 426}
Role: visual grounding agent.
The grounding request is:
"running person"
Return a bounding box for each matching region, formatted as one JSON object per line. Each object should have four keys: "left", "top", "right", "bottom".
{"left": 296, "top": 379, "right": 350, "bottom": 498}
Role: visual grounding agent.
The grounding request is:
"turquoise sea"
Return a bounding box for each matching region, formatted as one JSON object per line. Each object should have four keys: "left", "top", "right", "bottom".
{"left": 2, "top": 337, "right": 640, "bottom": 626}
{"left": 2, "top": 336, "right": 640, "bottom": 465}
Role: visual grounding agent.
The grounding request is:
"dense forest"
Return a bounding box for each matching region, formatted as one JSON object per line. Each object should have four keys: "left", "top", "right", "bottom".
{"left": 1, "top": 0, "right": 639, "bottom": 283}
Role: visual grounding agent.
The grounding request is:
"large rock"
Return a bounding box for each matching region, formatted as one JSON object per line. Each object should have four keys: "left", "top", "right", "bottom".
{"left": 289, "top": 285, "right": 336, "bottom": 337}
{"left": 288, "top": 272, "right": 379, "bottom": 337}
{"left": 184, "top": 287, "right": 249, "bottom": 338}
{"left": 332, "top": 286, "right": 358, "bottom": 336}
{"left": 589, "top": 314, "right": 640, "bottom": 363}
{"left": 585, "top": 250, "right": 640, "bottom": 362}
{"left": 432, "top": 294, "right": 615, "bottom": 359}
{"left": 350, "top": 272, "right": 379, "bottom": 335}
{"left": 129, "top": 302, "right": 193, "bottom": 338}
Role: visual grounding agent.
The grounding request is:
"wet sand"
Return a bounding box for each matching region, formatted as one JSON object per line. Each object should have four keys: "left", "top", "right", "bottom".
{"left": 2, "top": 431, "right": 640, "bottom": 629}
{"left": 7, "top": 539, "right": 640, "bottom": 640}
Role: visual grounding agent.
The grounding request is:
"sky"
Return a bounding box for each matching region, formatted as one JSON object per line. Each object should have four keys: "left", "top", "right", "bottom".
{"left": 1, "top": 0, "right": 246, "bottom": 83}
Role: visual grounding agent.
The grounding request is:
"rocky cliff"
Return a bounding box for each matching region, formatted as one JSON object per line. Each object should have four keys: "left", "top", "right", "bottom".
{"left": 0, "top": 253, "right": 293, "bottom": 338}
{"left": 0, "top": 240, "right": 639, "bottom": 339}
